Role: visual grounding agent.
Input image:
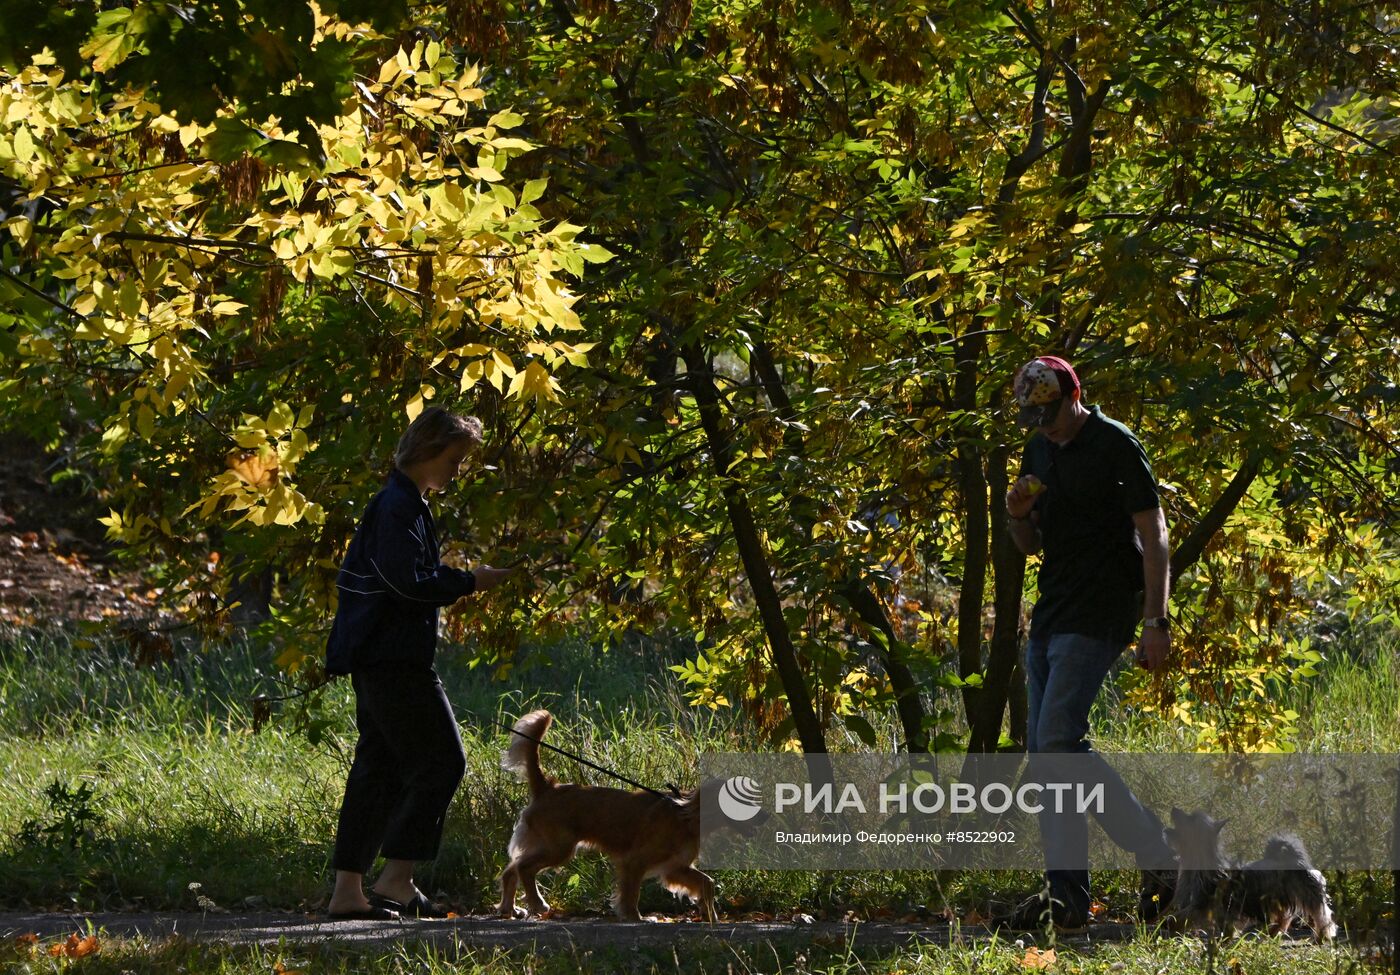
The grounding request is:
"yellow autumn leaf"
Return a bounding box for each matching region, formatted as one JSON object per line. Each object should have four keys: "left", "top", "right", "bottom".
{"left": 405, "top": 384, "right": 436, "bottom": 421}
{"left": 508, "top": 360, "right": 561, "bottom": 403}
{"left": 491, "top": 350, "right": 518, "bottom": 378}
{"left": 460, "top": 359, "right": 484, "bottom": 392}
{"left": 488, "top": 109, "right": 525, "bottom": 129}
{"left": 226, "top": 449, "right": 279, "bottom": 491}
{"left": 83, "top": 15, "right": 137, "bottom": 73}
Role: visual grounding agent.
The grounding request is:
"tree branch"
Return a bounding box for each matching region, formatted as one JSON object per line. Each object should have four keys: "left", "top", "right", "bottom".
{"left": 1169, "top": 454, "right": 1262, "bottom": 582}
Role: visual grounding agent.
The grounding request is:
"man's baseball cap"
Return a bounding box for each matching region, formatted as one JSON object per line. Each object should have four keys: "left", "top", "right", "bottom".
{"left": 1014, "top": 356, "right": 1080, "bottom": 427}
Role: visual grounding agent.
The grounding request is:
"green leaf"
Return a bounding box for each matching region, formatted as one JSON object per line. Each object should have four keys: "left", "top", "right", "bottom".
{"left": 202, "top": 118, "right": 265, "bottom": 162}
{"left": 82, "top": 7, "right": 139, "bottom": 72}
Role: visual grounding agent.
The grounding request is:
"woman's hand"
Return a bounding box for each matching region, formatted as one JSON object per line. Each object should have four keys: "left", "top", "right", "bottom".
{"left": 472, "top": 564, "right": 517, "bottom": 591}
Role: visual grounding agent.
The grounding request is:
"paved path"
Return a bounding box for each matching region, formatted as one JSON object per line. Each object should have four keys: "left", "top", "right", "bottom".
{"left": 0, "top": 912, "right": 1141, "bottom": 951}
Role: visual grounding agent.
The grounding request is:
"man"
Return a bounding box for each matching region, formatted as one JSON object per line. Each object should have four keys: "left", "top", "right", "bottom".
{"left": 999, "top": 355, "right": 1177, "bottom": 930}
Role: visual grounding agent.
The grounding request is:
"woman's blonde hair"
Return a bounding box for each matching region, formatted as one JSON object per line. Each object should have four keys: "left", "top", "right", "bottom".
{"left": 394, "top": 407, "right": 483, "bottom": 470}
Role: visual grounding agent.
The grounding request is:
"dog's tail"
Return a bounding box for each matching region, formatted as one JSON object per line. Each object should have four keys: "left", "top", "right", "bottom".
{"left": 502, "top": 709, "right": 552, "bottom": 797}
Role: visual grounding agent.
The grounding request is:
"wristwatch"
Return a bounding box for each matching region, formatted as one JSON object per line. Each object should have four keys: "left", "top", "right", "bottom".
{"left": 1143, "top": 616, "right": 1170, "bottom": 631}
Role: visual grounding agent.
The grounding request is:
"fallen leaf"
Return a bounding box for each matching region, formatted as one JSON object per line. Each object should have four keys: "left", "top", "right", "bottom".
{"left": 1020, "top": 946, "right": 1056, "bottom": 969}
{"left": 1089, "top": 900, "right": 1108, "bottom": 917}
{"left": 70, "top": 935, "right": 99, "bottom": 958}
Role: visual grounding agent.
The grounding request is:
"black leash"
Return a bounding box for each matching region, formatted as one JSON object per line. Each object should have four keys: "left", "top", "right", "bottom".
{"left": 472, "top": 708, "right": 681, "bottom": 801}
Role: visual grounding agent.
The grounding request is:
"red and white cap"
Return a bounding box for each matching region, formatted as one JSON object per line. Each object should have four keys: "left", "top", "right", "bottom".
{"left": 1014, "top": 356, "right": 1080, "bottom": 427}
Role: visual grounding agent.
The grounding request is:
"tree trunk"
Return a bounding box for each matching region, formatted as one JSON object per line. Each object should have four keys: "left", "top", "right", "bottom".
{"left": 968, "top": 446, "right": 1028, "bottom": 753}
{"left": 841, "top": 583, "right": 930, "bottom": 752}
{"left": 683, "top": 342, "right": 827, "bottom": 754}
{"left": 953, "top": 334, "right": 991, "bottom": 729}
{"left": 751, "top": 336, "right": 929, "bottom": 752}
{"left": 1008, "top": 658, "right": 1028, "bottom": 750}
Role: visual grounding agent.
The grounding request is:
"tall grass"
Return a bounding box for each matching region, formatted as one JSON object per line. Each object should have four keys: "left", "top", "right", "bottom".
{"left": 0, "top": 627, "right": 753, "bottom": 915}
{"left": 1292, "top": 632, "right": 1400, "bottom": 752}
{"left": 1, "top": 622, "right": 1397, "bottom": 936}
{"left": 1090, "top": 630, "right": 1400, "bottom": 754}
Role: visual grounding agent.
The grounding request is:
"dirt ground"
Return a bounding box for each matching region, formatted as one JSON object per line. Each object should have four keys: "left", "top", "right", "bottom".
{"left": 0, "top": 434, "right": 164, "bottom": 627}
{"left": 0, "top": 910, "right": 1144, "bottom": 952}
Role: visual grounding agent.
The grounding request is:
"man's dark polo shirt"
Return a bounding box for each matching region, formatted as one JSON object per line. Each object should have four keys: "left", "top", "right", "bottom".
{"left": 1020, "top": 405, "right": 1160, "bottom": 646}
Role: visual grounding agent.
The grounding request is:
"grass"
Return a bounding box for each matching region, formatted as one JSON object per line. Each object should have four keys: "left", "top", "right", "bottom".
{"left": 0, "top": 629, "right": 740, "bottom": 917}
{"left": 0, "top": 928, "right": 1369, "bottom": 975}
{"left": 0, "top": 623, "right": 1397, "bottom": 973}
{"left": 1293, "top": 636, "right": 1400, "bottom": 752}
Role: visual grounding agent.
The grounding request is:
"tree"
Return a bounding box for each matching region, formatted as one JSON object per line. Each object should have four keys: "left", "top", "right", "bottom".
{"left": 0, "top": 0, "right": 412, "bottom": 163}
{"left": 4, "top": 0, "right": 1398, "bottom": 754}
{"left": 453, "top": 0, "right": 1400, "bottom": 753}
{"left": 0, "top": 11, "right": 603, "bottom": 691}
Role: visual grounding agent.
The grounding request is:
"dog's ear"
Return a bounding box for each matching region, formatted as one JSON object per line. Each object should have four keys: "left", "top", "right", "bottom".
{"left": 1170, "top": 806, "right": 1185, "bottom": 823}
{"left": 1212, "top": 817, "right": 1227, "bottom": 833}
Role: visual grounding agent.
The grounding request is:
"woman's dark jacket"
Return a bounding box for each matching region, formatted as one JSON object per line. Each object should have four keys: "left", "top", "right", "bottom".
{"left": 325, "top": 469, "right": 476, "bottom": 675}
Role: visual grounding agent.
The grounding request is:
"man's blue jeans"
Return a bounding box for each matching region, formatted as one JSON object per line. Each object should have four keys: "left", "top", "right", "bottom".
{"left": 1025, "top": 633, "right": 1174, "bottom": 916}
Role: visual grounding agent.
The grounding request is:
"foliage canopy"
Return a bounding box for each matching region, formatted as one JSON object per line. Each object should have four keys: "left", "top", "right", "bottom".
{"left": 3, "top": 0, "right": 1398, "bottom": 753}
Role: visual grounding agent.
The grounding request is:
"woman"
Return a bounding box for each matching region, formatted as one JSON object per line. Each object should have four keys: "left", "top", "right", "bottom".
{"left": 324, "top": 407, "right": 512, "bottom": 920}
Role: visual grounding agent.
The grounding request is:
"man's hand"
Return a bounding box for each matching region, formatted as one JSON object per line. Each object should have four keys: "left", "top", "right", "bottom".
{"left": 1005, "top": 474, "right": 1044, "bottom": 521}
{"left": 1136, "top": 626, "right": 1170, "bottom": 672}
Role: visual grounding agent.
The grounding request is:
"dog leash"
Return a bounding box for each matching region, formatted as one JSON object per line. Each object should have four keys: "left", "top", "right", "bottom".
{"left": 471, "top": 708, "right": 681, "bottom": 801}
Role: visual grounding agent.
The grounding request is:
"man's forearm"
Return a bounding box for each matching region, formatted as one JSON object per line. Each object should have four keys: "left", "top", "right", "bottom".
{"left": 1008, "top": 514, "right": 1041, "bottom": 555}
{"left": 1140, "top": 510, "right": 1170, "bottom": 616}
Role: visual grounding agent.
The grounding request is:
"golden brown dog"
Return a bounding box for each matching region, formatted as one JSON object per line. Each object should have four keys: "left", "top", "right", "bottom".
{"left": 496, "top": 709, "right": 717, "bottom": 922}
